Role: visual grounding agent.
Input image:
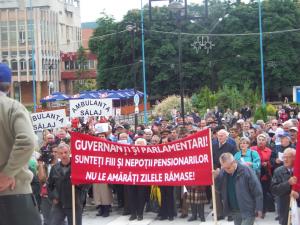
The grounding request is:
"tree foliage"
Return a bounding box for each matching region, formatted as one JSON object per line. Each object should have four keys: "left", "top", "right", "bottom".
{"left": 191, "top": 82, "right": 261, "bottom": 113}
{"left": 74, "top": 46, "right": 96, "bottom": 92}
{"left": 89, "top": 0, "right": 300, "bottom": 102}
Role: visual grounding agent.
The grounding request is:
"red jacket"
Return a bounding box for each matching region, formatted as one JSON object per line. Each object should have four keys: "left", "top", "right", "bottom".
{"left": 251, "top": 146, "right": 272, "bottom": 181}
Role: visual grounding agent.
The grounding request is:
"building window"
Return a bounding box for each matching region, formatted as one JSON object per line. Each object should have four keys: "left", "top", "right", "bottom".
{"left": 29, "top": 58, "right": 33, "bottom": 70}
{"left": 11, "top": 60, "right": 18, "bottom": 71}
{"left": 19, "top": 51, "right": 26, "bottom": 57}
{"left": 89, "top": 60, "right": 95, "bottom": 69}
{"left": 65, "top": 61, "right": 70, "bottom": 70}
{"left": 1, "top": 27, "right": 8, "bottom": 47}
{"left": 20, "top": 59, "right": 26, "bottom": 71}
{"left": 2, "top": 51, "right": 8, "bottom": 58}
{"left": 11, "top": 51, "right": 17, "bottom": 57}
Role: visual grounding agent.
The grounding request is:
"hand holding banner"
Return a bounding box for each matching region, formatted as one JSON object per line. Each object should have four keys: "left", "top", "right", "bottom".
{"left": 71, "top": 129, "right": 213, "bottom": 186}
{"left": 293, "top": 124, "right": 300, "bottom": 192}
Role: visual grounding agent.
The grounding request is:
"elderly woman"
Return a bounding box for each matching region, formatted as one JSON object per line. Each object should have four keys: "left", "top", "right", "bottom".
{"left": 234, "top": 137, "right": 261, "bottom": 175}
{"left": 251, "top": 134, "right": 273, "bottom": 217}
{"left": 93, "top": 124, "right": 113, "bottom": 217}
{"left": 128, "top": 138, "right": 149, "bottom": 221}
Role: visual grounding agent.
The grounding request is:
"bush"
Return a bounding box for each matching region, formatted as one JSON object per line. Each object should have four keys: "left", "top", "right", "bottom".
{"left": 191, "top": 86, "right": 216, "bottom": 115}
{"left": 191, "top": 82, "right": 261, "bottom": 114}
{"left": 153, "top": 95, "right": 193, "bottom": 119}
{"left": 254, "top": 105, "right": 268, "bottom": 122}
{"left": 266, "top": 104, "right": 277, "bottom": 116}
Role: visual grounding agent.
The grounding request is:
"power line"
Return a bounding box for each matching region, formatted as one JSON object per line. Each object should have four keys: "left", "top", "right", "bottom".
{"left": 149, "top": 27, "right": 300, "bottom": 37}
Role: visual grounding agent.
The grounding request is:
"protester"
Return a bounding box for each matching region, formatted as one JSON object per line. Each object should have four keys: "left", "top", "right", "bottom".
{"left": 0, "top": 63, "right": 41, "bottom": 225}
{"left": 186, "top": 185, "right": 208, "bottom": 222}
{"left": 289, "top": 126, "right": 298, "bottom": 148}
{"left": 234, "top": 137, "right": 261, "bottom": 176}
{"left": 157, "top": 137, "right": 176, "bottom": 221}
{"left": 212, "top": 129, "right": 237, "bottom": 220}
{"left": 93, "top": 123, "right": 113, "bottom": 217}
{"left": 47, "top": 143, "right": 89, "bottom": 225}
{"left": 271, "top": 148, "right": 298, "bottom": 225}
{"left": 38, "top": 144, "right": 60, "bottom": 225}
{"left": 215, "top": 153, "right": 263, "bottom": 225}
{"left": 251, "top": 134, "right": 274, "bottom": 216}
{"left": 128, "top": 138, "right": 149, "bottom": 221}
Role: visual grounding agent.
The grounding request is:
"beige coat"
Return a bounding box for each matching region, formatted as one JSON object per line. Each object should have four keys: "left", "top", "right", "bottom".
{"left": 93, "top": 183, "right": 113, "bottom": 205}
{"left": 0, "top": 93, "right": 36, "bottom": 196}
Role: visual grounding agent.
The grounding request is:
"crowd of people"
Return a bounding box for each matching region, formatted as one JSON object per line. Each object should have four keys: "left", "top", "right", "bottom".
{"left": 0, "top": 62, "right": 299, "bottom": 225}
{"left": 26, "top": 104, "right": 299, "bottom": 225}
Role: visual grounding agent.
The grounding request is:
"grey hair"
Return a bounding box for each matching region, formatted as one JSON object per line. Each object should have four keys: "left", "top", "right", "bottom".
{"left": 0, "top": 82, "right": 11, "bottom": 92}
{"left": 240, "top": 137, "right": 251, "bottom": 145}
{"left": 46, "top": 133, "right": 55, "bottom": 139}
{"left": 135, "top": 138, "right": 147, "bottom": 145}
{"left": 57, "top": 143, "right": 70, "bottom": 151}
{"left": 217, "top": 129, "right": 229, "bottom": 137}
{"left": 144, "top": 128, "right": 153, "bottom": 135}
{"left": 257, "top": 133, "right": 268, "bottom": 141}
{"left": 219, "top": 153, "right": 235, "bottom": 164}
{"left": 283, "top": 147, "right": 296, "bottom": 156}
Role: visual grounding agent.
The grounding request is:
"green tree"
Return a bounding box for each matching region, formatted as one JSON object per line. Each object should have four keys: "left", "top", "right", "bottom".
{"left": 74, "top": 45, "right": 96, "bottom": 92}
{"left": 89, "top": 1, "right": 300, "bottom": 101}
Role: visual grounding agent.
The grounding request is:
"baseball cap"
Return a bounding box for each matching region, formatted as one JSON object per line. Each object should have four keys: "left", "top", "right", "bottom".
{"left": 278, "top": 131, "right": 291, "bottom": 139}
{"left": 0, "top": 63, "right": 12, "bottom": 83}
{"left": 289, "top": 127, "right": 298, "bottom": 132}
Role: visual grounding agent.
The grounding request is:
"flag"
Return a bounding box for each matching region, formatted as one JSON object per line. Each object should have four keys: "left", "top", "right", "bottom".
{"left": 293, "top": 124, "right": 300, "bottom": 192}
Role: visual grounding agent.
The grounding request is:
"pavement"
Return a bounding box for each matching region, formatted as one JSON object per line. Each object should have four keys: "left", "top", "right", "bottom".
{"left": 82, "top": 205, "right": 278, "bottom": 225}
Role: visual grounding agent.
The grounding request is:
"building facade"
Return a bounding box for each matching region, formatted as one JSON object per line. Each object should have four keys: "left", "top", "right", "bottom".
{"left": 60, "top": 22, "right": 97, "bottom": 95}
{"left": 0, "top": 0, "right": 81, "bottom": 105}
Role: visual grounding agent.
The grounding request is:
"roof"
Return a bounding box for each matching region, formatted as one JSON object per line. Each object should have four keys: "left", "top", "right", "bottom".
{"left": 40, "top": 89, "right": 144, "bottom": 103}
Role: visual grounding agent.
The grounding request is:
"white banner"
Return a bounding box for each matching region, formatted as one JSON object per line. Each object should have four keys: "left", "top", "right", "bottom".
{"left": 31, "top": 109, "right": 67, "bottom": 131}
{"left": 291, "top": 197, "right": 300, "bottom": 225}
{"left": 69, "top": 99, "right": 113, "bottom": 118}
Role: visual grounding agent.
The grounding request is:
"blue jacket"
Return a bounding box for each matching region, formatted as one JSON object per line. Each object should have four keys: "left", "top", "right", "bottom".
{"left": 234, "top": 149, "right": 261, "bottom": 174}
{"left": 215, "top": 163, "right": 263, "bottom": 218}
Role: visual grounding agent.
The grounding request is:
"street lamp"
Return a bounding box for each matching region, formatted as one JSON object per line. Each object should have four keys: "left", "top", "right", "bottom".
{"left": 209, "top": 14, "right": 229, "bottom": 33}
{"left": 168, "top": 0, "right": 185, "bottom": 124}
{"left": 126, "top": 23, "right": 138, "bottom": 133}
{"left": 44, "top": 63, "right": 55, "bottom": 95}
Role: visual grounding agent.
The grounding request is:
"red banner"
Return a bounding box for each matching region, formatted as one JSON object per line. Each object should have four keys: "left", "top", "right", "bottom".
{"left": 71, "top": 129, "right": 213, "bottom": 186}
{"left": 293, "top": 123, "right": 300, "bottom": 192}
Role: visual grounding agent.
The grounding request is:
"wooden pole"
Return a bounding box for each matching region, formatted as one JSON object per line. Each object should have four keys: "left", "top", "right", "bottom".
{"left": 72, "top": 185, "right": 76, "bottom": 225}
{"left": 287, "top": 196, "right": 293, "bottom": 225}
{"left": 209, "top": 129, "right": 218, "bottom": 225}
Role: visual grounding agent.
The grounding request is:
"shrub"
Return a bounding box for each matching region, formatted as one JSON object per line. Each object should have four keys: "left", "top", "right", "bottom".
{"left": 153, "top": 95, "right": 192, "bottom": 119}
{"left": 254, "top": 105, "right": 267, "bottom": 122}
{"left": 266, "top": 104, "right": 277, "bottom": 116}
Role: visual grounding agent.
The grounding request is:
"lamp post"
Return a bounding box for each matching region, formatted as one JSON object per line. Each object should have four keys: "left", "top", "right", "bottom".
{"left": 169, "top": 1, "right": 185, "bottom": 124}
{"left": 258, "top": 0, "right": 265, "bottom": 106}
{"left": 126, "top": 23, "right": 138, "bottom": 133}
{"left": 29, "top": 0, "right": 37, "bottom": 112}
{"left": 140, "top": 0, "right": 148, "bottom": 125}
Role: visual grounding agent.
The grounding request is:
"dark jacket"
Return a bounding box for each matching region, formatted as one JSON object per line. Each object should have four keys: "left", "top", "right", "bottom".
{"left": 271, "top": 166, "right": 292, "bottom": 225}
{"left": 215, "top": 163, "right": 263, "bottom": 218}
{"left": 212, "top": 141, "right": 237, "bottom": 169}
{"left": 47, "top": 162, "right": 88, "bottom": 209}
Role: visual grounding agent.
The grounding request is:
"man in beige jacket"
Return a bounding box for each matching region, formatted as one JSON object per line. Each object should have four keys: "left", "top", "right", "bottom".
{"left": 0, "top": 63, "right": 41, "bottom": 225}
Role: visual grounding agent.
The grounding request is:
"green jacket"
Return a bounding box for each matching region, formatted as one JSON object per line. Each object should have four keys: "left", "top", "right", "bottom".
{"left": 0, "top": 93, "right": 36, "bottom": 196}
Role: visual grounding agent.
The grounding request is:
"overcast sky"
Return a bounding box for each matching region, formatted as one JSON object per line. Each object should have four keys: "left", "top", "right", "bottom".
{"left": 80, "top": 0, "right": 201, "bottom": 22}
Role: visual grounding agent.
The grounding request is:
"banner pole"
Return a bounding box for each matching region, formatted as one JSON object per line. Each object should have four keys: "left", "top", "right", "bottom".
{"left": 72, "top": 185, "right": 76, "bottom": 225}
{"left": 209, "top": 129, "right": 218, "bottom": 225}
{"left": 287, "top": 195, "right": 293, "bottom": 225}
